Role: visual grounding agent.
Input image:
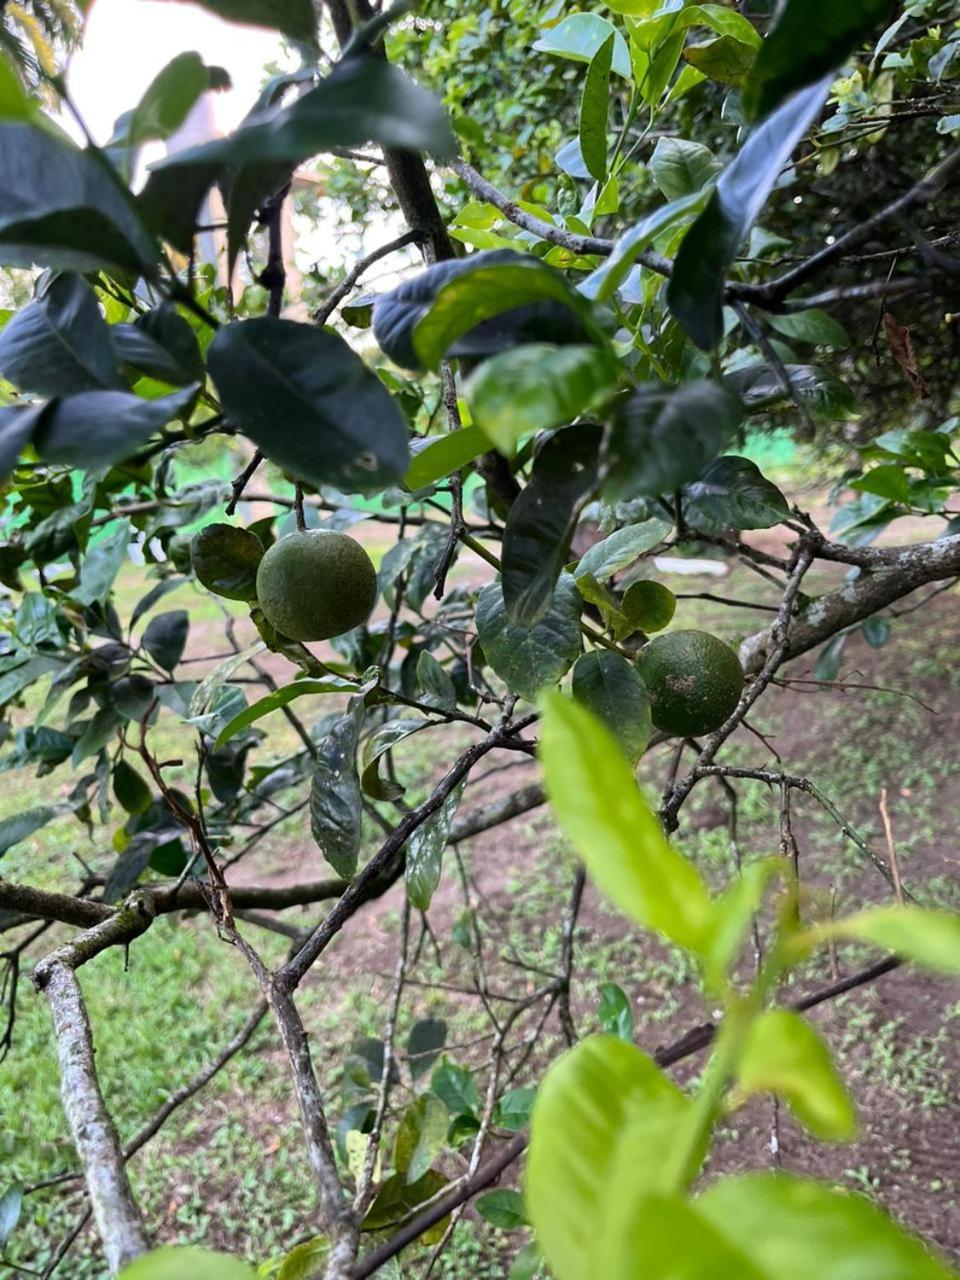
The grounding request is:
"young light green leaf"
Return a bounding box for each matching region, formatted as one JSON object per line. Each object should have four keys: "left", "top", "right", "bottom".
{"left": 526, "top": 1036, "right": 691, "bottom": 1280}
{"left": 579, "top": 33, "right": 614, "bottom": 182}
{"left": 737, "top": 1009, "right": 858, "bottom": 1141}
{"left": 827, "top": 906, "right": 960, "bottom": 976}
{"left": 597, "top": 982, "right": 634, "bottom": 1041}
{"left": 502, "top": 426, "right": 602, "bottom": 626}
{"left": 668, "top": 80, "right": 830, "bottom": 350}
{"left": 118, "top": 1247, "right": 257, "bottom": 1279}
{"left": 214, "top": 677, "right": 358, "bottom": 749}
{"left": 532, "top": 14, "right": 632, "bottom": 79}
{"left": 405, "top": 426, "right": 489, "bottom": 490}
{"left": 277, "top": 1238, "right": 328, "bottom": 1280}
{"left": 697, "top": 1173, "right": 956, "bottom": 1280}
{"left": 406, "top": 779, "right": 466, "bottom": 910}
{"left": 743, "top": 0, "right": 895, "bottom": 121}
{"left": 571, "top": 651, "right": 651, "bottom": 764}
{"left": 540, "top": 694, "right": 714, "bottom": 950}
{"left": 466, "top": 344, "right": 618, "bottom": 456}
{"left": 475, "top": 575, "right": 582, "bottom": 703}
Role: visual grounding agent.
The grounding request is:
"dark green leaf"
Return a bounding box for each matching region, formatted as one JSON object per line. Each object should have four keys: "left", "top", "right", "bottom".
{"left": 0, "top": 124, "right": 157, "bottom": 272}
{"left": 191, "top": 523, "right": 263, "bottom": 602}
{"left": 668, "top": 81, "right": 830, "bottom": 349}
{"left": 113, "top": 759, "right": 153, "bottom": 815}
{"left": 114, "top": 303, "right": 205, "bottom": 387}
{"left": 0, "top": 274, "right": 124, "bottom": 396}
{"left": 475, "top": 574, "right": 582, "bottom": 702}
{"left": 683, "top": 35, "right": 757, "bottom": 85}
{"left": 466, "top": 345, "right": 618, "bottom": 455}
{"left": 416, "top": 650, "right": 456, "bottom": 710}
{"left": 743, "top": 0, "right": 896, "bottom": 121}
{"left": 0, "top": 402, "right": 45, "bottom": 480}
{"left": 502, "top": 425, "right": 602, "bottom": 626}
{"left": 130, "top": 579, "right": 188, "bottom": 629}
{"left": 598, "top": 982, "right": 634, "bottom": 1041}
{"left": 728, "top": 362, "right": 858, "bottom": 420}
{"left": 142, "top": 610, "right": 189, "bottom": 672}
{"left": 683, "top": 456, "right": 790, "bottom": 532}
{"left": 476, "top": 1189, "right": 527, "bottom": 1230}
{"left": 74, "top": 519, "right": 132, "bottom": 606}
{"left": 394, "top": 1094, "right": 448, "bottom": 1184}
{"left": 579, "top": 33, "right": 614, "bottom": 182}
{"left": 620, "top": 580, "right": 676, "bottom": 634}
{"left": 34, "top": 385, "right": 198, "bottom": 471}
{"left": 406, "top": 1018, "right": 447, "bottom": 1080}
{"left": 363, "top": 1170, "right": 449, "bottom": 1239}
{"left": 650, "top": 137, "right": 722, "bottom": 200}
{"left": 767, "top": 308, "right": 850, "bottom": 348}
{"left": 310, "top": 700, "right": 364, "bottom": 879}
{"left": 0, "top": 1183, "right": 22, "bottom": 1248}
{"left": 374, "top": 250, "right": 595, "bottom": 373}
{"left": 0, "top": 806, "right": 61, "bottom": 857}
{"left": 137, "top": 159, "right": 222, "bottom": 254}
{"left": 406, "top": 779, "right": 466, "bottom": 910}
{"left": 605, "top": 381, "right": 743, "bottom": 499}
{"left": 494, "top": 1087, "right": 536, "bottom": 1131}
{"left": 814, "top": 633, "right": 847, "bottom": 681}
{"left": 431, "top": 1061, "right": 478, "bottom": 1116}
{"left": 103, "top": 829, "right": 165, "bottom": 902}
{"left": 571, "top": 651, "right": 651, "bottom": 764}
{"left": 207, "top": 319, "right": 409, "bottom": 494}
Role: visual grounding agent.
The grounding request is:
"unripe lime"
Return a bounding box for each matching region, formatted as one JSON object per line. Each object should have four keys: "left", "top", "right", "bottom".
{"left": 191, "top": 523, "right": 264, "bottom": 601}
{"left": 255, "top": 530, "right": 378, "bottom": 642}
{"left": 636, "top": 629, "right": 744, "bottom": 737}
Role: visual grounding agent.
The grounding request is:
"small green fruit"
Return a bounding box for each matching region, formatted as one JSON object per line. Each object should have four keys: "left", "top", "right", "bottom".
{"left": 636, "top": 629, "right": 744, "bottom": 737}
{"left": 191, "top": 523, "right": 264, "bottom": 601}
{"left": 255, "top": 529, "right": 378, "bottom": 642}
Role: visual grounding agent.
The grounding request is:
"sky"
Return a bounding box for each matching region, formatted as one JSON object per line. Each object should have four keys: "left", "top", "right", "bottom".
{"left": 65, "top": 0, "right": 286, "bottom": 144}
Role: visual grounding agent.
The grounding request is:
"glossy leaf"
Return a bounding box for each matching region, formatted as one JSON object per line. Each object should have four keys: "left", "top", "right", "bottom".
{"left": 477, "top": 1189, "right": 527, "bottom": 1230}
{"left": 682, "top": 456, "right": 790, "bottom": 532}
{"left": 34, "top": 385, "right": 198, "bottom": 471}
{"left": 466, "top": 344, "right": 618, "bottom": 455}
{"left": 571, "top": 651, "right": 651, "bottom": 763}
{"left": 527, "top": 1036, "right": 691, "bottom": 1280}
{"left": 406, "top": 778, "right": 466, "bottom": 910}
{"left": 416, "top": 650, "right": 456, "bottom": 710}
{"left": 214, "top": 677, "right": 357, "bottom": 748}
{"left": 605, "top": 381, "right": 743, "bottom": 499}
{"left": 728, "top": 361, "right": 858, "bottom": 420}
{"left": 737, "top": 1009, "right": 858, "bottom": 1141}
{"left": 580, "top": 33, "right": 614, "bottom": 182}
{"left": 0, "top": 124, "right": 157, "bottom": 273}
{"left": 668, "top": 80, "right": 830, "bottom": 349}
{"left": 598, "top": 982, "right": 634, "bottom": 1041}
{"left": 743, "top": 0, "right": 896, "bottom": 121}
{"left": 0, "top": 274, "right": 124, "bottom": 397}
{"left": 191, "top": 523, "right": 263, "bottom": 603}
{"left": 502, "top": 425, "right": 603, "bottom": 626}
{"left": 540, "top": 694, "right": 714, "bottom": 950}
{"left": 582, "top": 190, "right": 707, "bottom": 303}
{"left": 118, "top": 1247, "right": 257, "bottom": 1280}
{"left": 684, "top": 34, "right": 757, "bottom": 85}
{"left": 208, "top": 319, "right": 410, "bottom": 493}
{"left": 142, "top": 610, "right": 189, "bottom": 672}
{"left": 310, "top": 700, "right": 364, "bottom": 879}
{"left": 405, "top": 427, "right": 488, "bottom": 490}
{"left": 650, "top": 137, "right": 722, "bottom": 200}
{"left": 767, "top": 308, "right": 850, "bottom": 348}
{"left": 475, "top": 575, "right": 582, "bottom": 702}
{"left": 360, "top": 718, "right": 430, "bottom": 801}
{"left": 574, "top": 520, "right": 673, "bottom": 582}
{"left": 394, "top": 1093, "right": 448, "bottom": 1184}
{"left": 532, "top": 14, "right": 632, "bottom": 79}
{"left": 374, "top": 250, "right": 591, "bottom": 372}
{"left": 697, "top": 1173, "right": 955, "bottom": 1279}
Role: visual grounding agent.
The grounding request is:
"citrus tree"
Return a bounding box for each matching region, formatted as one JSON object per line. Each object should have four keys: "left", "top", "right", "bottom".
{"left": 1, "top": 0, "right": 960, "bottom": 1277}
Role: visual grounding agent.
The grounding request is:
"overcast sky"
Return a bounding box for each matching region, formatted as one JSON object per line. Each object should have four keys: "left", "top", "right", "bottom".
{"left": 66, "top": 0, "right": 285, "bottom": 143}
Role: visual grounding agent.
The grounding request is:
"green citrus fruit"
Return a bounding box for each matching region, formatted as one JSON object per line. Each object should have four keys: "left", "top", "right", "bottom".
{"left": 191, "top": 523, "right": 264, "bottom": 601}
{"left": 255, "top": 530, "right": 378, "bottom": 642}
{"left": 636, "top": 629, "right": 744, "bottom": 737}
